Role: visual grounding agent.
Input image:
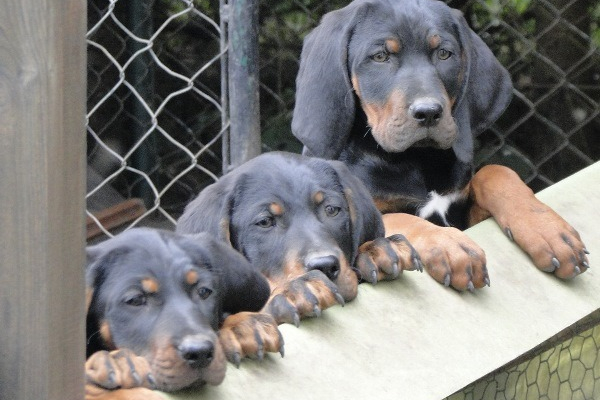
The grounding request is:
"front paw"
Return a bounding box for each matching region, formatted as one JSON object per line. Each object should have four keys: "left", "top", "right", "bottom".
{"left": 266, "top": 270, "right": 345, "bottom": 326}
{"left": 219, "top": 312, "right": 284, "bottom": 367}
{"left": 499, "top": 204, "right": 589, "bottom": 279}
{"left": 417, "top": 226, "right": 489, "bottom": 291}
{"left": 356, "top": 235, "right": 422, "bottom": 283}
{"left": 85, "top": 349, "right": 155, "bottom": 391}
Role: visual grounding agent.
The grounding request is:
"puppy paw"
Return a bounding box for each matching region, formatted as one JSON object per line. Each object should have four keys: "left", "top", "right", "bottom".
{"left": 356, "top": 235, "right": 422, "bottom": 283}
{"left": 85, "top": 349, "right": 156, "bottom": 397}
{"left": 403, "top": 224, "right": 489, "bottom": 291}
{"left": 219, "top": 312, "right": 284, "bottom": 367}
{"left": 498, "top": 201, "right": 589, "bottom": 279}
{"left": 266, "top": 270, "right": 345, "bottom": 326}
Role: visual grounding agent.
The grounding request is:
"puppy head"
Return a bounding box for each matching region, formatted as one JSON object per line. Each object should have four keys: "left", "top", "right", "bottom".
{"left": 292, "top": 0, "right": 512, "bottom": 163}
{"left": 177, "top": 152, "right": 384, "bottom": 301}
{"left": 86, "top": 228, "right": 270, "bottom": 390}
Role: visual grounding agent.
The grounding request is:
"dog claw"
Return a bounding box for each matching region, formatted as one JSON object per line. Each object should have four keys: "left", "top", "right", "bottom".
{"left": 574, "top": 266, "right": 581, "bottom": 275}
{"left": 370, "top": 270, "right": 377, "bottom": 285}
{"left": 107, "top": 372, "right": 116, "bottom": 387}
{"left": 484, "top": 277, "right": 490, "bottom": 287}
{"left": 443, "top": 274, "right": 451, "bottom": 287}
{"left": 279, "top": 345, "right": 285, "bottom": 358}
{"left": 583, "top": 248, "right": 590, "bottom": 255}
{"left": 334, "top": 292, "right": 345, "bottom": 307}
{"left": 232, "top": 352, "right": 241, "bottom": 368}
{"left": 391, "top": 262, "right": 399, "bottom": 278}
{"left": 552, "top": 257, "right": 560, "bottom": 269}
{"left": 505, "top": 227, "right": 514, "bottom": 241}
{"left": 131, "top": 371, "right": 142, "bottom": 386}
{"left": 313, "top": 305, "right": 322, "bottom": 318}
{"left": 147, "top": 373, "right": 156, "bottom": 389}
{"left": 414, "top": 257, "right": 423, "bottom": 272}
{"left": 583, "top": 261, "right": 589, "bottom": 269}
{"left": 467, "top": 281, "right": 474, "bottom": 292}
{"left": 292, "top": 313, "right": 300, "bottom": 328}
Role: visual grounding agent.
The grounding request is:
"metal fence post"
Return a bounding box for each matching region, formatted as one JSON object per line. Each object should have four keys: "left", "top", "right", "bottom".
{"left": 127, "top": 0, "right": 157, "bottom": 207}
{"left": 227, "top": 0, "right": 261, "bottom": 170}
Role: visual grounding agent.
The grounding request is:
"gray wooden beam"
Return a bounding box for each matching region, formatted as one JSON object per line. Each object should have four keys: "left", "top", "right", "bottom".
{"left": 0, "top": 1, "right": 87, "bottom": 399}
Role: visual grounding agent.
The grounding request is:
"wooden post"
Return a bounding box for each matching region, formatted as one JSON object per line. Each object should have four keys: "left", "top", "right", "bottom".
{"left": 227, "top": 0, "right": 261, "bottom": 170}
{"left": 0, "top": 1, "right": 87, "bottom": 399}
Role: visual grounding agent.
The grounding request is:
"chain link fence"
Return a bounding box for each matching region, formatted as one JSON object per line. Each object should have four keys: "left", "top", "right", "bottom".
{"left": 86, "top": 0, "right": 227, "bottom": 238}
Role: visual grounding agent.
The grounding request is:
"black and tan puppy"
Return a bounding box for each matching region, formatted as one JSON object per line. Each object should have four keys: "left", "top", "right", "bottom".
{"left": 292, "top": 0, "right": 589, "bottom": 290}
{"left": 85, "top": 228, "right": 282, "bottom": 400}
{"left": 177, "top": 152, "right": 421, "bottom": 328}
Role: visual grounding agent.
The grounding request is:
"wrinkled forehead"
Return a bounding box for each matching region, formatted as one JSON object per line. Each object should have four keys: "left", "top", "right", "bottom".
{"left": 101, "top": 241, "right": 213, "bottom": 288}
{"left": 234, "top": 160, "right": 344, "bottom": 211}
{"left": 350, "top": 0, "right": 458, "bottom": 47}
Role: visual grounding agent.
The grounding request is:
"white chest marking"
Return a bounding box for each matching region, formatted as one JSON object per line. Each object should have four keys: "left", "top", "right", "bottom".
{"left": 417, "top": 191, "right": 464, "bottom": 226}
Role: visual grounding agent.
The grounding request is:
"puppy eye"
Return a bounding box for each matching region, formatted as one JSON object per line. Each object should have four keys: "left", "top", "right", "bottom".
{"left": 437, "top": 48, "right": 452, "bottom": 60}
{"left": 124, "top": 293, "right": 146, "bottom": 307}
{"left": 371, "top": 51, "right": 390, "bottom": 63}
{"left": 255, "top": 216, "right": 275, "bottom": 228}
{"left": 324, "top": 205, "right": 341, "bottom": 217}
{"left": 197, "top": 287, "right": 213, "bottom": 300}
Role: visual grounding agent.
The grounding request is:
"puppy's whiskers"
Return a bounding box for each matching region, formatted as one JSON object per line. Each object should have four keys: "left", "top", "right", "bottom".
{"left": 87, "top": 330, "right": 101, "bottom": 345}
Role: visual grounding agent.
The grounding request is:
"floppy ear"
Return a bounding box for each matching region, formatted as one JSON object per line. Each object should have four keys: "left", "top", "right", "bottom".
{"left": 451, "top": 9, "right": 513, "bottom": 162}
{"left": 292, "top": 2, "right": 372, "bottom": 159}
{"left": 85, "top": 242, "right": 124, "bottom": 355}
{"left": 182, "top": 233, "right": 270, "bottom": 317}
{"left": 176, "top": 176, "right": 240, "bottom": 244}
{"left": 327, "top": 160, "right": 384, "bottom": 263}
{"left": 85, "top": 244, "right": 111, "bottom": 314}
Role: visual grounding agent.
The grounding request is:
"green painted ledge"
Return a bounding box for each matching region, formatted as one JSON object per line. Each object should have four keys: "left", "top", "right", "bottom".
{"left": 163, "top": 162, "right": 600, "bottom": 400}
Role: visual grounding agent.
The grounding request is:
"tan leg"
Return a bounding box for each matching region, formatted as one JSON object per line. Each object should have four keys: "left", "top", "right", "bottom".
{"left": 468, "top": 164, "right": 589, "bottom": 279}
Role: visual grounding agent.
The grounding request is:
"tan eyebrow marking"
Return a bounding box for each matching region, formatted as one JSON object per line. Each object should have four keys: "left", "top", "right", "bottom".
{"left": 185, "top": 270, "right": 199, "bottom": 286}
{"left": 429, "top": 34, "right": 441, "bottom": 49}
{"left": 385, "top": 39, "right": 401, "bottom": 53}
{"left": 141, "top": 277, "right": 159, "bottom": 294}
{"left": 269, "top": 202, "right": 284, "bottom": 216}
{"left": 313, "top": 191, "right": 325, "bottom": 205}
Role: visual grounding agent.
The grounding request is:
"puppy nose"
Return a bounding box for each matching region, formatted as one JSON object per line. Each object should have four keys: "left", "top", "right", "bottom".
{"left": 410, "top": 101, "right": 443, "bottom": 127}
{"left": 178, "top": 338, "right": 214, "bottom": 368}
{"left": 306, "top": 255, "right": 340, "bottom": 281}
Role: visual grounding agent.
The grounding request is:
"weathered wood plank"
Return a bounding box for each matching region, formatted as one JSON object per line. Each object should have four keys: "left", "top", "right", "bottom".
{"left": 0, "top": 1, "right": 87, "bottom": 399}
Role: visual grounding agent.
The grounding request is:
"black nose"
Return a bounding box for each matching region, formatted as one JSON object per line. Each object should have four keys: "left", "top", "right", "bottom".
{"left": 410, "top": 101, "right": 443, "bottom": 127}
{"left": 178, "top": 338, "right": 214, "bottom": 368}
{"left": 306, "top": 255, "right": 340, "bottom": 281}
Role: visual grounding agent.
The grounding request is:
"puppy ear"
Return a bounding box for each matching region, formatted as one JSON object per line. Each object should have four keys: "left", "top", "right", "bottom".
{"left": 292, "top": 3, "right": 371, "bottom": 159}
{"left": 452, "top": 9, "right": 513, "bottom": 161}
{"left": 185, "top": 233, "right": 270, "bottom": 315}
{"left": 176, "top": 176, "right": 239, "bottom": 244}
{"left": 85, "top": 244, "right": 108, "bottom": 314}
{"left": 327, "top": 160, "right": 384, "bottom": 263}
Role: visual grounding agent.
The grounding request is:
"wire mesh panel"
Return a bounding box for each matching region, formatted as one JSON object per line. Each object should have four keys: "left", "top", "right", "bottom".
{"left": 446, "top": 311, "right": 600, "bottom": 400}
{"left": 86, "top": 0, "right": 227, "bottom": 237}
{"left": 447, "top": 0, "right": 600, "bottom": 191}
